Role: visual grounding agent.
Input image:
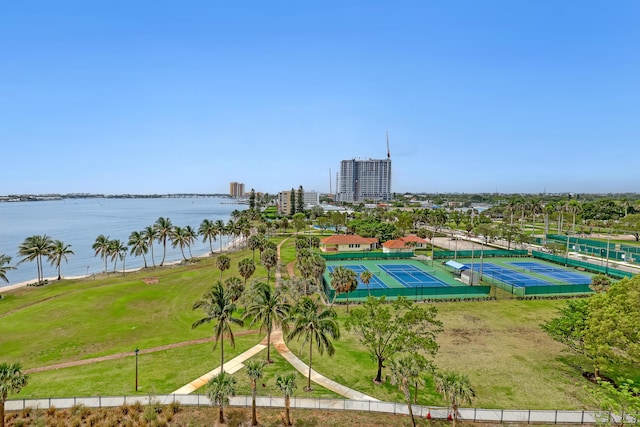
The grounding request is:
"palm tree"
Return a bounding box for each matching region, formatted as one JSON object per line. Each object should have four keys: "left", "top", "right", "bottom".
{"left": 275, "top": 373, "right": 297, "bottom": 426}
{"left": 216, "top": 254, "right": 231, "bottom": 280}
{"left": 153, "top": 217, "right": 173, "bottom": 266}
{"left": 238, "top": 257, "right": 256, "bottom": 287}
{"left": 192, "top": 282, "right": 244, "bottom": 373}
{"left": 359, "top": 270, "right": 374, "bottom": 297}
{"left": 286, "top": 297, "right": 340, "bottom": 391}
{"left": 47, "top": 240, "right": 74, "bottom": 280}
{"left": 224, "top": 276, "right": 245, "bottom": 303}
{"left": 227, "top": 219, "right": 239, "bottom": 248}
{"left": 108, "top": 239, "right": 127, "bottom": 273}
{"left": 18, "top": 234, "right": 54, "bottom": 284}
{"left": 199, "top": 219, "right": 217, "bottom": 255}
{"left": 245, "top": 359, "right": 265, "bottom": 426}
{"left": 261, "top": 248, "right": 278, "bottom": 284}
{"left": 244, "top": 281, "right": 291, "bottom": 363}
{"left": 170, "top": 226, "right": 189, "bottom": 261}
{"left": 213, "top": 219, "right": 227, "bottom": 252}
{"left": 0, "top": 254, "right": 15, "bottom": 284}
{"left": 205, "top": 371, "right": 236, "bottom": 424}
{"left": 329, "top": 266, "right": 358, "bottom": 311}
{"left": 390, "top": 355, "right": 423, "bottom": 427}
{"left": 248, "top": 234, "right": 263, "bottom": 261}
{"left": 184, "top": 225, "right": 198, "bottom": 259}
{"left": 92, "top": 234, "right": 111, "bottom": 273}
{"left": 0, "top": 362, "right": 29, "bottom": 427}
{"left": 128, "top": 230, "right": 149, "bottom": 268}
{"left": 435, "top": 370, "right": 476, "bottom": 427}
{"left": 141, "top": 225, "right": 158, "bottom": 267}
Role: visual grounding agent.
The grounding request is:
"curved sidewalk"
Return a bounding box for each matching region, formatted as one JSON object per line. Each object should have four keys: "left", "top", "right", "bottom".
{"left": 271, "top": 329, "right": 379, "bottom": 401}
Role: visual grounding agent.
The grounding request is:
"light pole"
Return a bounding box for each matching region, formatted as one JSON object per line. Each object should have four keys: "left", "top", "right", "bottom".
{"left": 135, "top": 348, "right": 139, "bottom": 391}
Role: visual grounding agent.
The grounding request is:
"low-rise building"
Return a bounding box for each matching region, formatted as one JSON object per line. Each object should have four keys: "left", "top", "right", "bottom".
{"left": 319, "top": 235, "right": 378, "bottom": 252}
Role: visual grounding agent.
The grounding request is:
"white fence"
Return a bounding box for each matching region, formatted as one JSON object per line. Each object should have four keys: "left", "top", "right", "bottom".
{"left": 5, "top": 394, "right": 611, "bottom": 424}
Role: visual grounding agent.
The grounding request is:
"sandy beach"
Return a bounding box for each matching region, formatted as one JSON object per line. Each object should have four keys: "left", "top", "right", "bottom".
{"left": 0, "top": 235, "right": 245, "bottom": 294}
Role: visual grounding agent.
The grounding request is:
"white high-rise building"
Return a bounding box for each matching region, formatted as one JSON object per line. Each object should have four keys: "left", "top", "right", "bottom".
{"left": 337, "top": 158, "right": 392, "bottom": 202}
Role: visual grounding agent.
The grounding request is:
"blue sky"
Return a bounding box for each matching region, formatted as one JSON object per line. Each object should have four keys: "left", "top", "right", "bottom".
{"left": 1, "top": 1, "right": 638, "bottom": 195}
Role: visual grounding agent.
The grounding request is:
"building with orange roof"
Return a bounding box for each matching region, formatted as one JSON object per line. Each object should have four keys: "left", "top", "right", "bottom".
{"left": 381, "top": 235, "right": 429, "bottom": 253}
{"left": 319, "top": 234, "right": 378, "bottom": 252}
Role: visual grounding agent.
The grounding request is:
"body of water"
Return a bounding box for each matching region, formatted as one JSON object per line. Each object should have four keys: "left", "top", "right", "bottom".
{"left": 0, "top": 197, "right": 245, "bottom": 287}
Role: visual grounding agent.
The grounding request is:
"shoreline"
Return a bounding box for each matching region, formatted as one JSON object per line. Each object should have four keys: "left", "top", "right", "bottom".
{"left": 0, "top": 236, "right": 244, "bottom": 294}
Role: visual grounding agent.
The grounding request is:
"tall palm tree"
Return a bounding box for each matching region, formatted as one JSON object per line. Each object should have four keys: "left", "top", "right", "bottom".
{"left": 92, "top": 234, "right": 111, "bottom": 273}
{"left": 261, "top": 248, "right": 278, "bottom": 284}
{"left": 184, "top": 225, "right": 198, "bottom": 259}
{"left": 244, "top": 281, "right": 291, "bottom": 363}
{"left": 216, "top": 254, "right": 231, "bottom": 280}
{"left": 329, "top": 266, "right": 358, "bottom": 311}
{"left": 199, "top": 219, "right": 217, "bottom": 255}
{"left": 170, "top": 226, "right": 189, "bottom": 261}
{"left": 18, "top": 234, "right": 54, "bottom": 284}
{"left": 153, "top": 217, "right": 173, "bottom": 266}
{"left": 286, "top": 297, "right": 340, "bottom": 391}
{"left": 224, "top": 277, "right": 245, "bottom": 303}
{"left": 128, "top": 230, "right": 149, "bottom": 268}
{"left": 108, "top": 239, "right": 127, "bottom": 273}
{"left": 0, "top": 254, "right": 15, "bottom": 284}
{"left": 213, "top": 219, "right": 227, "bottom": 252}
{"left": 237, "top": 216, "right": 252, "bottom": 248}
{"left": 141, "top": 225, "right": 158, "bottom": 267}
{"left": 359, "top": 270, "right": 374, "bottom": 297}
{"left": 47, "top": 240, "right": 74, "bottom": 280}
{"left": 238, "top": 257, "right": 256, "bottom": 287}
{"left": 205, "top": 371, "right": 236, "bottom": 424}
{"left": 192, "top": 282, "right": 244, "bottom": 373}
{"left": 275, "top": 373, "right": 297, "bottom": 426}
{"left": 245, "top": 359, "right": 265, "bottom": 426}
{"left": 227, "top": 219, "right": 239, "bottom": 248}
{"left": 435, "top": 370, "right": 476, "bottom": 427}
{"left": 390, "top": 355, "right": 423, "bottom": 427}
{"left": 0, "top": 362, "right": 29, "bottom": 427}
{"left": 248, "top": 234, "right": 263, "bottom": 261}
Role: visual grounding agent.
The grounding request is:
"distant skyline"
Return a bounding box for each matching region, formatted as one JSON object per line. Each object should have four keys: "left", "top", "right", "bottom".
{"left": 1, "top": 1, "right": 638, "bottom": 196}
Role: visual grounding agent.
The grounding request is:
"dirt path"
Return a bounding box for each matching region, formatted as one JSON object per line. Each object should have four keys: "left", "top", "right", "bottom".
{"left": 24, "top": 329, "right": 260, "bottom": 374}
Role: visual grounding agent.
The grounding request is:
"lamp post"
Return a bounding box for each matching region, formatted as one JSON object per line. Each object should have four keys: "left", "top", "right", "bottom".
{"left": 135, "top": 348, "right": 139, "bottom": 391}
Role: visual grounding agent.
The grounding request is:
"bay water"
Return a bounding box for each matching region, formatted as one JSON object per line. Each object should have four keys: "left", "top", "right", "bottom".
{"left": 0, "top": 197, "right": 244, "bottom": 287}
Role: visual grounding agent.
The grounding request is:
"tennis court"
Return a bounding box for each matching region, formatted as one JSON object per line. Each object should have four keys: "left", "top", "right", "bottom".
{"left": 379, "top": 264, "right": 450, "bottom": 288}
{"left": 327, "top": 264, "right": 388, "bottom": 290}
{"left": 508, "top": 261, "right": 592, "bottom": 285}
{"left": 473, "top": 263, "right": 552, "bottom": 288}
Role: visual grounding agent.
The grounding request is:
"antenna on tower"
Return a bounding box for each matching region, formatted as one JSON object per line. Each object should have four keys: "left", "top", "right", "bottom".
{"left": 386, "top": 131, "right": 391, "bottom": 159}
{"left": 329, "top": 168, "right": 332, "bottom": 200}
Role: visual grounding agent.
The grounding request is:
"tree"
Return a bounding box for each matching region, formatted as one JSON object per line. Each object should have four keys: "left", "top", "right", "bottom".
{"left": 243, "top": 281, "right": 291, "bottom": 363}
{"left": 169, "top": 226, "right": 190, "bottom": 261}
{"left": 435, "top": 370, "right": 475, "bottom": 427}
{"left": 359, "top": 270, "right": 374, "bottom": 296}
{"left": 0, "top": 254, "right": 15, "bottom": 284}
{"left": 292, "top": 212, "right": 306, "bottom": 233}
{"left": 589, "top": 378, "right": 640, "bottom": 427}
{"left": 0, "top": 362, "right": 29, "bottom": 427}
{"left": 248, "top": 234, "right": 263, "bottom": 261}
{"left": 154, "top": 217, "right": 173, "bottom": 266}
{"left": 47, "top": 240, "right": 74, "bottom": 280}
{"left": 213, "top": 219, "right": 227, "bottom": 252}
{"left": 128, "top": 231, "right": 149, "bottom": 268}
{"left": 199, "top": 219, "right": 217, "bottom": 255}
{"left": 224, "top": 277, "right": 245, "bottom": 303}
{"left": 238, "top": 257, "right": 256, "bottom": 287}
{"left": 18, "top": 234, "right": 54, "bottom": 284}
{"left": 261, "top": 248, "right": 278, "bottom": 284}
{"left": 390, "top": 355, "right": 424, "bottom": 427}
{"left": 618, "top": 213, "right": 640, "bottom": 242}
{"left": 92, "top": 234, "right": 111, "bottom": 273}
{"left": 245, "top": 359, "right": 265, "bottom": 426}
{"left": 345, "top": 296, "right": 442, "bottom": 383}
{"left": 216, "top": 254, "right": 231, "bottom": 280}
{"left": 541, "top": 298, "right": 593, "bottom": 368}
{"left": 286, "top": 297, "right": 340, "bottom": 391}
{"left": 108, "top": 239, "right": 127, "bottom": 273}
{"left": 192, "top": 282, "right": 244, "bottom": 373}
{"left": 296, "top": 185, "right": 305, "bottom": 213}
{"left": 141, "top": 226, "right": 158, "bottom": 267}
{"left": 275, "top": 373, "right": 297, "bottom": 426}
{"left": 329, "top": 266, "right": 358, "bottom": 311}
{"left": 205, "top": 371, "right": 237, "bottom": 424}
{"left": 590, "top": 274, "right": 612, "bottom": 293}
{"left": 290, "top": 188, "right": 296, "bottom": 215}
{"left": 184, "top": 225, "right": 198, "bottom": 259}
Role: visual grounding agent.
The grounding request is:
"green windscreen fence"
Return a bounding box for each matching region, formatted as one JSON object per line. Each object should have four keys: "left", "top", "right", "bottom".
{"left": 531, "top": 251, "right": 634, "bottom": 279}
{"left": 321, "top": 278, "right": 492, "bottom": 301}
{"left": 433, "top": 249, "right": 528, "bottom": 259}
{"left": 319, "top": 251, "right": 415, "bottom": 261}
{"left": 543, "top": 234, "right": 640, "bottom": 264}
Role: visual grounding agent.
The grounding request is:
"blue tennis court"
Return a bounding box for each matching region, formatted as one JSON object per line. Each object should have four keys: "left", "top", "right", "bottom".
{"left": 472, "top": 263, "right": 552, "bottom": 287}
{"left": 508, "top": 262, "right": 592, "bottom": 285}
{"left": 378, "top": 264, "right": 450, "bottom": 288}
{"left": 327, "top": 265, "right": 388, "bottom": 290}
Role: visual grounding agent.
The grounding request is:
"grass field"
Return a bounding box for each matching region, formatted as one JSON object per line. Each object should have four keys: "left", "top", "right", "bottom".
{"left": 1, "top": 241, "right": 632, "bottom": 410}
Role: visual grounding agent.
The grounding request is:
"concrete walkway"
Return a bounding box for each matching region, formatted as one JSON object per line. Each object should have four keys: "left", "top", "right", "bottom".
{"left": 171, "top": 340, "right": 267, "bottom": 394}
{"left": 271, "top": 329, "right": 379, "bottom": 401}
